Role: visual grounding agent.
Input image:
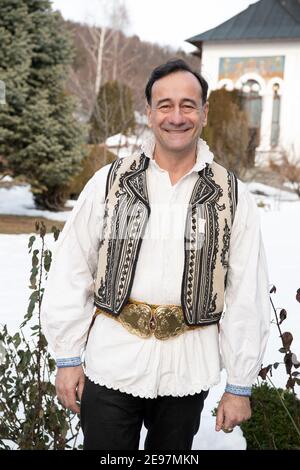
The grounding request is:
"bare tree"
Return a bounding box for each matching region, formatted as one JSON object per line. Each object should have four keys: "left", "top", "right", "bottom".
{"left": 269, "top": 149, "right": 300, "bottom": 198}
{"left": 95, "top": 25, "right": 106, "bottom": 95}
{"left": 108, "top": 0, "right": 130, "bottom": 81}
{"left": 66, "top": 1, "right": 140, "bottom": 120}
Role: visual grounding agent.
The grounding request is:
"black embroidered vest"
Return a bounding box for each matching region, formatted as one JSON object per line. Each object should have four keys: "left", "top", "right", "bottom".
{"left": 94, "top": 152, "right": 238, "bottom": 326}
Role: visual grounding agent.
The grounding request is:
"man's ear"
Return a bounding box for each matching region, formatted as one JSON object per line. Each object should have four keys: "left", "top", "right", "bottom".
{"left": 202, "top": 101, "right": 209, "bottom": 127}
{"left": 146, "top": 103, "right": 152, "bottom": 128}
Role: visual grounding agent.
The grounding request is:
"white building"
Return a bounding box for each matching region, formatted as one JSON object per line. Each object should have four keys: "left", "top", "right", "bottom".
{"left": 186, "top": 0, "right": 300, "bottom": 165}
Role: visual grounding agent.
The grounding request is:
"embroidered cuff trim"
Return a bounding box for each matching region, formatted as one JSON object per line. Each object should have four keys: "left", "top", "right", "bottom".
{"left": 56, "top": 357, "right": 82, "bottom": 368}
{"left": 225, "top": 383, "right": 252, "bottom": 396}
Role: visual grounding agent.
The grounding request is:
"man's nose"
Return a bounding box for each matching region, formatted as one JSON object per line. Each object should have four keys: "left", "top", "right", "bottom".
{"left": 168, "top": 106, "right": 186, "bottom": 125}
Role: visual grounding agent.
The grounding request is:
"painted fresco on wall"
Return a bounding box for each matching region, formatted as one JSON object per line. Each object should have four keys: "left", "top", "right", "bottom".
{"left": 219, "top": 56, "right": 285, "bottom": 81}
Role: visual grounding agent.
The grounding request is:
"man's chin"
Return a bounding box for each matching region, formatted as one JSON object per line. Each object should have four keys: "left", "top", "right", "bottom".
{"left": 162, "top": 140, "right": 195, "bottom": 153}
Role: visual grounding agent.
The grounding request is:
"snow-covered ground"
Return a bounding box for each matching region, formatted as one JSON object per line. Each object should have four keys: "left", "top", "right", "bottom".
{"left": 0, "top": 184, "right": 73, "bottom": 221}
{"left": 0, "top": 180, "right": 300, "bottom": 450}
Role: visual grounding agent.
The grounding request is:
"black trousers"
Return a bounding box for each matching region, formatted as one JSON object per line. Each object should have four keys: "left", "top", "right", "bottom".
{"left": 80, "top": 376, "right": 209, "bottom": 451}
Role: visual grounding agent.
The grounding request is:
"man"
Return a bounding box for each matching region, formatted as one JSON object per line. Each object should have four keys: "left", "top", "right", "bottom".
{"left": 41, "top": 59, "right": 270, "bottom": 450}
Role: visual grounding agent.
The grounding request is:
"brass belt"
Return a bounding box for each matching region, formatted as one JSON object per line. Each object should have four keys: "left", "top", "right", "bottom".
{"left": 95, "top": 298, "right": 203, "bottom": 340}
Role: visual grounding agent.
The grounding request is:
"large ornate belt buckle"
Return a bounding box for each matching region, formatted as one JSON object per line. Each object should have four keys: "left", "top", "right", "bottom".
{"left": 119, "top": 303, "right": 153, "bottom": 338}
{"left": 154, "top": 306, "right": 187, "bottom": 340}
{"left": 119, "top": 302, "right": 187, "bottom": 340}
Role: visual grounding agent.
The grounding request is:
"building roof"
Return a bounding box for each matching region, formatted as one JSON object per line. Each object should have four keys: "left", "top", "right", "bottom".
{"left": 186, "top": 0, "right": 300, "bottom": 45}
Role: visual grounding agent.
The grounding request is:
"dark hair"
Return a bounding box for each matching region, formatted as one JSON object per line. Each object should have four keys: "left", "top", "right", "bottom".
{"left": 145, "top": 59, "right": 208, "bottom": 105}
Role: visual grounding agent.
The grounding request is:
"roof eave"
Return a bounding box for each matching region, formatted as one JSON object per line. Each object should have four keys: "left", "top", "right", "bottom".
{"left": 186, "top": 36, "right": 300, "bottom": 44}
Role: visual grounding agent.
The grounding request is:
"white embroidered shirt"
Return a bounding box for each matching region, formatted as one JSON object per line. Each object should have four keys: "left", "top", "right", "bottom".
{"left": 41, "top": 137, "right": 270, "bottom": 398}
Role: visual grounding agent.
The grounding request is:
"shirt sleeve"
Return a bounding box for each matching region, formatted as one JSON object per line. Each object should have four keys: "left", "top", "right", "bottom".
{"left": 219, "top": 181, "right": 271, "bottom": 395}
{"left": 40, "top": 164, "right": 111, "bottom": 363}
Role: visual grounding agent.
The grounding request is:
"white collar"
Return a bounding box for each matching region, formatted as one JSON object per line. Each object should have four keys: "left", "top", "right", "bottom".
{"left": 140, "top": 131, "right": 214, "bottom": 173}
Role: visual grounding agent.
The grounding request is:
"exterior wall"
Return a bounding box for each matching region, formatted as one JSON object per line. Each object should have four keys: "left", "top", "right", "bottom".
{"left": 200, "top": 40, "right": 300, "bottom": 163}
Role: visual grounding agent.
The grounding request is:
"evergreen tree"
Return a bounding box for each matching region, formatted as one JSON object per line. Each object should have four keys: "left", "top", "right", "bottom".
{"left": 0, "top": 0, "right": 85, "bottom": 210}
{"left": 202, "top": 89, "right": 250, "bottom": 180}
{"left": 0, "top": 0, "right": 32, "bottom": 164}
{"left": 89, "top": 80, "right": 135, "bottom": 144}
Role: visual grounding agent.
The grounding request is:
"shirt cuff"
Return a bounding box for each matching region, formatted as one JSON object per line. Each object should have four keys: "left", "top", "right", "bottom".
{"left": 225, "top": 383, "right": 252, "bottom": 397}
{"left": 56, "top": 356, "right": 82, "bottom": 368}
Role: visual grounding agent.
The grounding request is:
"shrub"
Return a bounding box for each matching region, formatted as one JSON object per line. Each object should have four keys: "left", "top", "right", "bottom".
{"left": 89, "top": 80, "right": 135, "bottom": 144}
{"left": 202, "top": 89, "right": 249, "bottom": 179}
{"left": 240, "top": 383, "right": 300, "bottom": 450}
{"left": 0, "top": 222, "right": 80, "bottom": 449}
{"left": 212, "top": 285, "right": 300, "bottom": 449}
{"left": 243, "top": 285, "right": 300, "bottom": 449}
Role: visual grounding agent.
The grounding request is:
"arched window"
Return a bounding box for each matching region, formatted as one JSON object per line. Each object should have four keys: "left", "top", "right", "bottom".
{"left": 271, "top": 83, "right": 281, "bottom": 148}
{"left": 241, "top": 79, "right": 262, "bottom": 166}
{"left": 242, "top": 79, "right": 262, "bottom": 128}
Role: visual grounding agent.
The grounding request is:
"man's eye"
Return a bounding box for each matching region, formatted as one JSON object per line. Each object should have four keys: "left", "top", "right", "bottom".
{"left": 160, "top": 105, "right": 170, "bottom": 110}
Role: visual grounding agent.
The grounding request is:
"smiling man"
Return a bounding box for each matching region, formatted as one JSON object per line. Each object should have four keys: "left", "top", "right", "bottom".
{"left": 41, "top": 59, "right": 270, "bottom": 450}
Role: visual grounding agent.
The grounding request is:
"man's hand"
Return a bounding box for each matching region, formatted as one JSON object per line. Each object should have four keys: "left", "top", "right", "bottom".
{"left": 215, "top": 392, "right": 251, "bottom": 432}
{"left": 55, "top": 365, "right": 85, "bottom": 414}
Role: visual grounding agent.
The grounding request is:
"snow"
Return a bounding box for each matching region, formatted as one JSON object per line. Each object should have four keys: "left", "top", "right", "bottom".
{"left": 0, "top": 184, "right": 71, "bottom": 221}
{"left": 0, "top": 181, "right": 300, "bottom": 450}
{"left": 246, "top": 181, "right": 298, "bottom": 200}
{"left": 1, "top": 175, "right": 13, "bottom": 182}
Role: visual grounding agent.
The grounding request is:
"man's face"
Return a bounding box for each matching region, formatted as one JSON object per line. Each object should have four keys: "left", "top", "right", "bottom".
{"left": 146, "top": 71, "right": 209, "bottom": 154}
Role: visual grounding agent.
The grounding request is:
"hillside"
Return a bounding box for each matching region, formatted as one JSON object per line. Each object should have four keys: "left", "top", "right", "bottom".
{"left": 63, "top": 19, "right": 200, "bottom": 120}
